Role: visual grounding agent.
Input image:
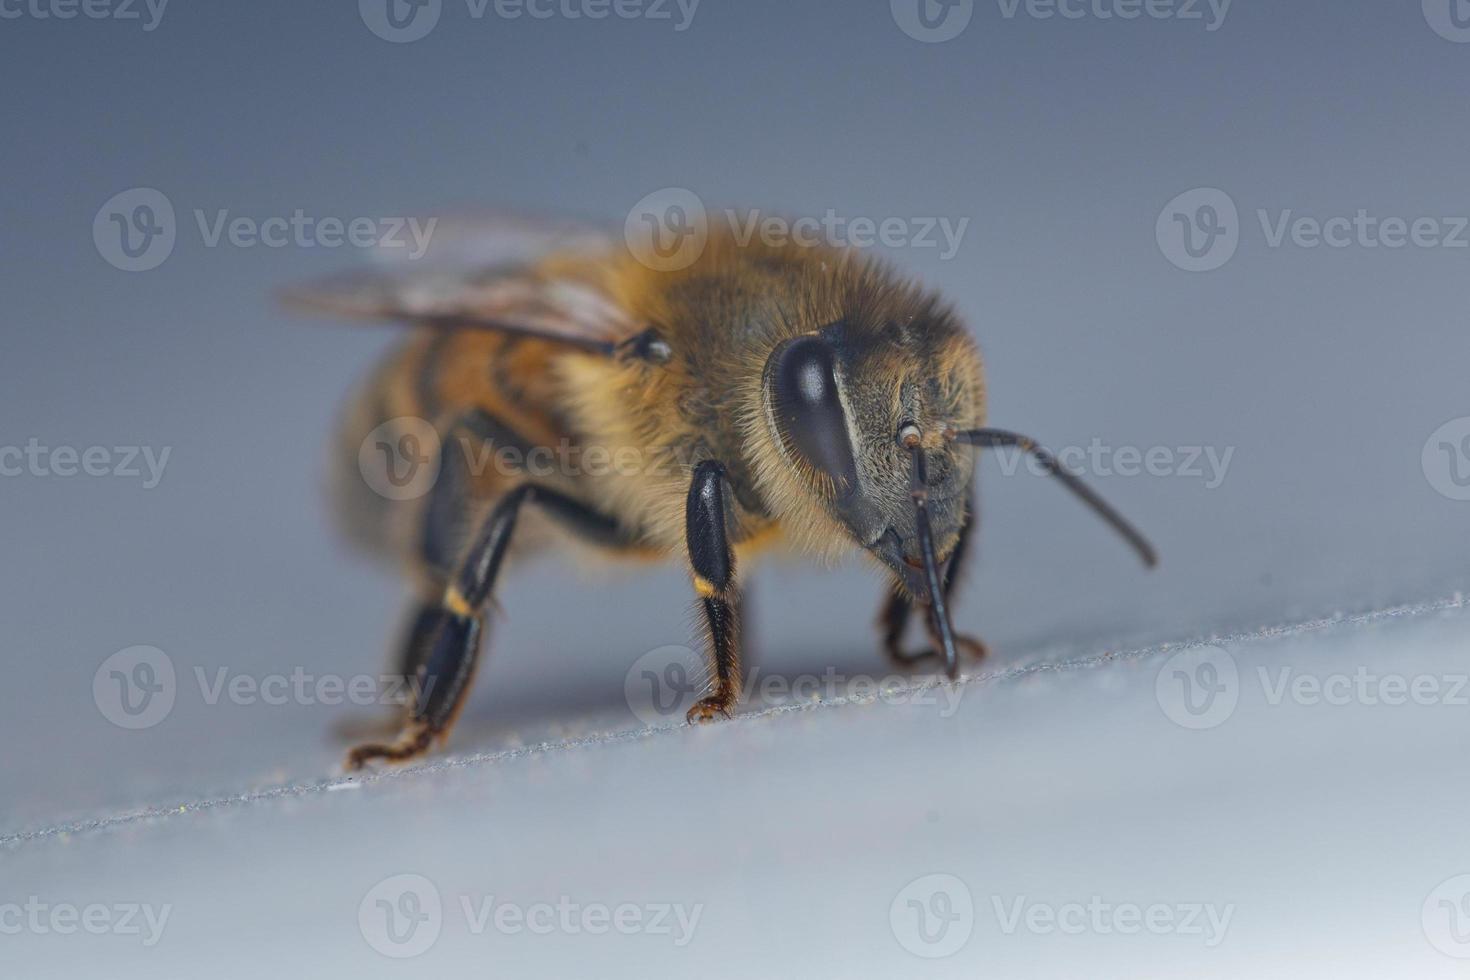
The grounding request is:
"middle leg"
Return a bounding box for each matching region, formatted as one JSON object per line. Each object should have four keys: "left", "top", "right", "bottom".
{"left": 684, "top": 460, "right": 743, "bottom": 723}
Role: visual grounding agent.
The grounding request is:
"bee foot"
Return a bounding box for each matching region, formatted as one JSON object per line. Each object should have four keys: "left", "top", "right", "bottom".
{"left": 886, "top": 634, "right": 988, "bottom": 668}
{"left": 685, "top": 695, "right": 734, "bottom": 724}
{"left": 344, "top": 724, "right": 434, "bottom": 771}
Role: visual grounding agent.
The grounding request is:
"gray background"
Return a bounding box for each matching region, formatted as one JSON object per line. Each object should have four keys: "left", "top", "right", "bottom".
{"left": 2, "top": 1, "right": 1469, "bottom": 976}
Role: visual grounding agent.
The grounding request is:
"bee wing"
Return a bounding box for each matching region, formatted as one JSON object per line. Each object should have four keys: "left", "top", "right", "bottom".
{"left": 279, "top": 212, "right": 635, "bottom": 354}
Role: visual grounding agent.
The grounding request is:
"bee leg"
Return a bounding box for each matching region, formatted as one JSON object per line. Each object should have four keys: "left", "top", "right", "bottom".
{"left": 344, "top": 482, "right": 532, "bottom": 770}
{"left": 344, "top": 603, "right": 485, "bottom": 770}
{"left": 339, "top": 424, "right": 474, "bottom": 744}
{"left": 333, "top": 601, "right": 447, "bottom": 742}
{"left": 345, "top": 482, "right": 631, "bottom": 769}
{"left": 880, "top": 500, "right": 988, "bottom": 668}
{"left": 685, "top": 461, "right": 742, "bottom": 723}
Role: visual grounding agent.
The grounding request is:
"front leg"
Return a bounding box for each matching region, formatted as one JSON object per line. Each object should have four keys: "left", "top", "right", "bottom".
{"left": 880, "top": 499, "right": 988, "bottom": 673}
{"left": 684, "top": 460, "right": 743, "bottom": 723}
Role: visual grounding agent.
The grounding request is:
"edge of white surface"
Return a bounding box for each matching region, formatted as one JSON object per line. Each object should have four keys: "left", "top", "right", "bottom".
{"left": 5, "top": 588, "right": 1464, "bottom": 850}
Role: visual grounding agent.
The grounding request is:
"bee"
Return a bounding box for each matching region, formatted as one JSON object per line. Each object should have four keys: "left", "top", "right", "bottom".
{"left": 284, "top": 214, "right": 1156, "bottom": 769}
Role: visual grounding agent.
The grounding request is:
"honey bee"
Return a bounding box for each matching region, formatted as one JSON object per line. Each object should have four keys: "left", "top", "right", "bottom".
{"left": 284, "top": 214, "right": 1156, "bottom": 769}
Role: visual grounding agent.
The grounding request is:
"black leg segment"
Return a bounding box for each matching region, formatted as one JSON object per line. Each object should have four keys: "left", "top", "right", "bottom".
{"left": 684, "top": 460, "right": 742, "bottom": 723}
{"left": 346, "top": 483, "right": 627, "bottom": 769}
{"left": 879, "top": 498, "right": 988, "bottom": 671}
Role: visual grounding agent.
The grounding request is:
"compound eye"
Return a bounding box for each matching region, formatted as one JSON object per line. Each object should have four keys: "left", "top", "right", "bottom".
{"left": 767, "top": 336, "right": 859, "bottom": 497}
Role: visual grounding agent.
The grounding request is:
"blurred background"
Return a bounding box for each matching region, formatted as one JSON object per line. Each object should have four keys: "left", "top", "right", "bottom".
{"left": 3, "top": 1, "right": 1469, "bottom": 976}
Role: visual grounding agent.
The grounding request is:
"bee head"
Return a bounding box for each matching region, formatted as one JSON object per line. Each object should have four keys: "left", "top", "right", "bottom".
{"left": 757, "top": 315, "right": 984, "bottom": 600}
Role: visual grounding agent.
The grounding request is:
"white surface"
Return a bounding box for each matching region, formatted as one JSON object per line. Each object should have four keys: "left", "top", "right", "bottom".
{"left": 6, "top": 595, "right": 1470, "bottom": 978}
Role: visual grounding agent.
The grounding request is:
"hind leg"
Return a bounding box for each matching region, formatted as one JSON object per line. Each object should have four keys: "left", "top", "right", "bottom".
{"left": 336, "top": 412, "right": 478, "bottom": 742}
{"left": 345, "top": 481, "right": 632, "bottom": 769}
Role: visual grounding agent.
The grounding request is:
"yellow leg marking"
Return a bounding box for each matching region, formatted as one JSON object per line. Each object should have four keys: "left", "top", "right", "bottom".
{"left": 692, "top": 575, "right": 718, "bottom": 598}
{"left": 444, "top": 586, "right": 474, "bottom": 618}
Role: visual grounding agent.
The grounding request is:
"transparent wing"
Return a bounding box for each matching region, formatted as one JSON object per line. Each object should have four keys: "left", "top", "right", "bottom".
{"left": 278, "top": 212, "right": 634, "bottom": 351}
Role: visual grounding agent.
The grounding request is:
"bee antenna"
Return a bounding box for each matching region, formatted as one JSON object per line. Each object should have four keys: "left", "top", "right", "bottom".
{"left": 904, "top": 435, "right": 960, "bottom": 678}
{"left": 951, "top": 428, "right": 1158, "bottom": 569}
